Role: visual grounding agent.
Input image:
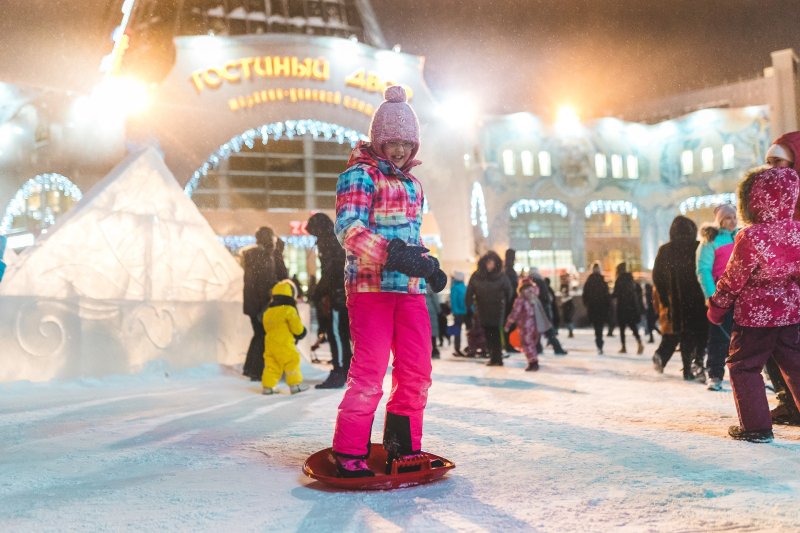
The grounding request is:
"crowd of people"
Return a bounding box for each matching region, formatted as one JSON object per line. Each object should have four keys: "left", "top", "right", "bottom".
{"left": 240, "top": 83, "right": 800, "bottom": 481}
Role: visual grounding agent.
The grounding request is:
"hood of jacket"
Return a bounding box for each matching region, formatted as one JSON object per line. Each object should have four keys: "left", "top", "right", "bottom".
{"left": 476, "top": 251, "right": 504, "bottom": 280}
{"left": 269, "top": 279, "right": 298, "bottom": 307}
{"left": 346, "top": 141, "right": 421, "bottom": 176}
{"left": 669, "top": 215, "right": 698, "bottom": 242}
{"left": 741, "top": 167, "right": 799, "bottom": 224}
{"left": 774, "top": 131, "right": 800, "bottom": 171}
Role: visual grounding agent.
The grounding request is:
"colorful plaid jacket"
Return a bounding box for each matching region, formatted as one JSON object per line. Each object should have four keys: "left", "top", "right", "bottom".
{"left": 335, "top": 142, "right": 427, "bottom": 295}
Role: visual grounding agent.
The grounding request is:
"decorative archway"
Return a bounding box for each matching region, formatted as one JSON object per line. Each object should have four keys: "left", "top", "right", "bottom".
{"left": 583, "top": 200, "right": 642, "bottom": 273}
{"left": 184, "top": 119, "right": 368, "bottom": 197}
{"left": 1, "top": 173, "right": 82, "bottom": 236}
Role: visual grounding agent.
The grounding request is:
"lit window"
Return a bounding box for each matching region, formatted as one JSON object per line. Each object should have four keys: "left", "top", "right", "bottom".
{"left": 701, "top": 147, "right": 714, "bottom": 173}
{"left": 595, "top": 154, "right": 607, "bottom": 178}
{"left": 722, "top": 144, "right": 735, "bottom": 169}
{"left": 538, "top": 151, "right": 551, "bottom": 176}
{"left": 626, "top": 155, "right": 639, "bottom": 179}
{"left": 611, "top": 154, "right": 623, "bottom": 178}
{"left": 502, "top": 149, "right": 515, "bottom": 175}
{"left": 681, "top": 150, "right": 694, "bottom": 176}
{"left": 520, "top": 150, "right": 534, "bottom": 176}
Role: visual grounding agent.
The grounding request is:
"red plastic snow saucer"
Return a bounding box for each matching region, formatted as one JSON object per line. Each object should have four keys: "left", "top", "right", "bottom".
{"left": 302, "top": 444, "right": 455, "bottom": 490}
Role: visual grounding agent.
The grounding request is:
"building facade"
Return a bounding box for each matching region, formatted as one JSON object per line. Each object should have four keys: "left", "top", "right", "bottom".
{"left": 470, "top": 49, "right": 799, "bottom": 279}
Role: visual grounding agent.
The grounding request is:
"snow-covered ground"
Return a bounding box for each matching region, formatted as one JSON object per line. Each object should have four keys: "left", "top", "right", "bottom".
{"left": 3, "top": 327, "right": 800, "bottom": 532}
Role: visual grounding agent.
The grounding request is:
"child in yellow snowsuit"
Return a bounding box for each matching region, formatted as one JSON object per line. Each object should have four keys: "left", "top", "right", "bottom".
{"left": 262, "top": 279, "right": 308, "bottom": 395}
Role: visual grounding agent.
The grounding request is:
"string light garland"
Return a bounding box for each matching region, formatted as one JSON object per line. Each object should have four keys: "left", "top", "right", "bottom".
{"left": 470, "top": 182, "right": 489, "bottom": 238}
{"left": 678, "top": 193, "right": 737, "bottom": 215}
{"left": 185, "top": 119, "right": 368, "bottom": 196}
{"left": 584, "top": 199, "right": 638, "bottom": 219}
{"left": 509, "top": 199, "right": 569, "bottom": 219}
{"left": 1, "top": 173, "right": 82, "bottom": 234}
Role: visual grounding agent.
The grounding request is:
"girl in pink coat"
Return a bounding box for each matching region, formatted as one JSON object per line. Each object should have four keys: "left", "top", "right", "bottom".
{"left": 505, "top": 277, "right": 551, "bottom": 371}
{"left": 707, "top": 166, "right": 800, "bottom": 443}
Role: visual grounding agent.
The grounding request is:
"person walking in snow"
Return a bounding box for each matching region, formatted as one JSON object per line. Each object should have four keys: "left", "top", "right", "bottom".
{"left": 697, "top": 205, "right": 739, "bottom": 390}
{"left": 612, "top": 262, "right": 644, "bottom": 355}
{"left": 559, "top": 284, "right": 575, "bottom": 339}
{"left": 582, "top": 263, "right": 610, "bottom": 354}
{"left": 505, "top": 277, "right": 551, "bottom": 371}
{"left": 242, "top": 226, "right": 279, "bottom": 381}
{"left": 449, "top": 271, "right": 468, "bottom": 356}
{"left": 707, "top": 166, "right": 800, "bottom": 443}
{"left": 306, "top": 212, "right": 352, "bottom": 389}
{"left": 503, "top": 248, "right": 520, "bottom": 352}
{"left": 466, "top": 251, "right": 513, "bottom": 366}
{"left": 650, "top": 284, "right": 681, "bottom": 374}
{"left": 652, "top": 216, "right": 708, "bottom": 381}
{"left": 530, "top": 268, "right": 568, "bottom": 355}
{"left": 261, "top": 280, "right": 308, "bottom": 395}
{"left": 329, "top": 86, "right": 447, "bottom": 478}
{"left": 760, "top": 132, "right": 800, "bottom": 426}
{"left": 643, "top": 282, "right": 659, "bottom": 343}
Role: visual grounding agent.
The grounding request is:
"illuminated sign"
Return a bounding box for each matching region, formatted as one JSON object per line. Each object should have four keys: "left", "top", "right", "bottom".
{"left": 189, "top": 56, "right": 412, "bottom": 118}
{"left": 190, "top": 56, "right": 331, "bottom": 93}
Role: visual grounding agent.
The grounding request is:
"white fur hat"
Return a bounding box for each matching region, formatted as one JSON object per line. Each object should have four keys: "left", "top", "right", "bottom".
{"left": 766, "top": 143, "right": 793, "bottom": 163}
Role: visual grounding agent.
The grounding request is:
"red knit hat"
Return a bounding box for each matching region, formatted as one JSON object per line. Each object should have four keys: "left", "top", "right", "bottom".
{"left": 767, "top": 131, "right": 800, "bottom": 170}
{"left": 369, "top": 85, "right": 420, "bottom": 163}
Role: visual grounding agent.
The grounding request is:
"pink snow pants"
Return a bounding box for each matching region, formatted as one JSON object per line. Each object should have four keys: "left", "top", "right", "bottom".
{"left": 332, "top": 292, "right": 432, "bottom": 457}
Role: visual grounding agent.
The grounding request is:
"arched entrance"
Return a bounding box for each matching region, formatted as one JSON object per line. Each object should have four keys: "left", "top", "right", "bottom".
{"left": 678, "top": 193, "right": 737, "bottom": 229}
{"left": 1, "top": 174, "right": 83, "bottom": 246}
{"left": 508, "top": 199, "right": 572, "bottom": 280}
{"left": 584, "top": 200, "right": 641, "bottom": 273}
{"left": 185, "top": 119, "right": 368, "bottom": 290}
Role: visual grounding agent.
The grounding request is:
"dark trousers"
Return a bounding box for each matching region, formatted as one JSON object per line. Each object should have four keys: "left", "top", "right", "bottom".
{"left": 483, "top": 324, "right": 503, "bottom": 363}
{"left": 618, "top": 319, "right": 641, "bottom": 349}
{"left": 591, "top": 319, "right": 605, "bottom": 350}
{"left": 678, "top": 326, "right": 708, "bottom": 378}
{"left": 327, "top": 307, "right": 353, "bottom": 371}
{"left": 706, "top": 310, "right": 733, "bottom": 380}
{"left": 764, "top": 356, "right": 800, "bottom": 420}
{"left": 453, "top": 314, "right": 466, "bottom": 352}
{"left": 728, "top": 324, "right": 800, "bottom": 431}
{"left": 655, "top": 334, "right": 680, "bottom": 367}
{"left": 243, "top": 314, "right": 265, "bottom": 379}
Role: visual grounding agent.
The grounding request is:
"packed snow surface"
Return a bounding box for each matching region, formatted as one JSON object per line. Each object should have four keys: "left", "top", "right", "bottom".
{"left": 2, "top": 327, "right": 800, "bottom": 532}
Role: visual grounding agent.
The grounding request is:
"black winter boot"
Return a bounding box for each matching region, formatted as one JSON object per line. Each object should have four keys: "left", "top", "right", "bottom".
{"left": 728, "top": 425, "right": 774, "bottom": 443}
{"left": 383, "top": 413, "right": 423, "bottom": 474}
{"left": 315, "top": 368, "right": 347, "bottom": 389}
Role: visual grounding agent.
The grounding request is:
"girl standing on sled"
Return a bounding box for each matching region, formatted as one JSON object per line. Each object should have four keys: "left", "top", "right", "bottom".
{"left": 330, "top": 86, "right": 447, "bottom": 478}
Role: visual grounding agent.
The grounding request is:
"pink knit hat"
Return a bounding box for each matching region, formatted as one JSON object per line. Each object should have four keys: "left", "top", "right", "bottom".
{"left": 369, "top": 85, "right": 420, "bottom": 162}
{"left": 713, "top": 203, "right": 736, "bottom": 226}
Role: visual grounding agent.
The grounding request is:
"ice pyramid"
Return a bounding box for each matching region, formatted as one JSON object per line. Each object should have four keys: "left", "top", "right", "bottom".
{"left": 0, "top": 148, "right": 249, "bottom": 382}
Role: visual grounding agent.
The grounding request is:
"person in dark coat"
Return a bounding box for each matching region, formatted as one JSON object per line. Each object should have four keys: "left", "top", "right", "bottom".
{"left": 503, "top": 249, "right": 520, "bottom": 352}
{"left": 652, "top": 216, "right": 708, "bottom": 381}
{"left": 545, "top": 277, "right": 560, "bottom": 331}
{"left": 644, "top": 282, "right": 660, "bottom": 343}
{"left": 306, "top": 212, "right": 352, "bottom": 389}
{"left": 582, "top": 263, "right": 610, "bottom": 354}
{"left": 273, "top": 237, "right": 289, "bottom": 281}
{"left": 612, "top": 262, "right": 644, "bottom": 354}
{"left": 242, "top": 226, "right": 279, "bottom": 381}
{"left": 531, "top": 268, "right": 568, "bottom": 355}
{"left": 559, "top": 284, "right": 575, "bottom": 338}
{"left": 466, "top": 251, "right": 513, "bottom": 366}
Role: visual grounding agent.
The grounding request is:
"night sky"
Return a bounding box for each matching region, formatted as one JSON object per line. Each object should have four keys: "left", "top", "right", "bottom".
{"left": 1, "top": 1, "right": 798, "bottom": 119}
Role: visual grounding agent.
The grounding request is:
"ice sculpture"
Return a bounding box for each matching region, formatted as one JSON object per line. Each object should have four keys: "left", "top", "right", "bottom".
{"left": 0, "top": 148, "right": 249, "bottom": 382}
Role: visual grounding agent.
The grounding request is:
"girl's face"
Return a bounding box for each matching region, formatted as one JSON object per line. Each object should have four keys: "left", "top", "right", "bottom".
{"left": 767, "top": 156, "right": 793, "bottom": 168}
{"left": 719, "top": 213, "right": 737, "bottom": 231}
{"left": 485, "top": 259, "right": 496, "bottom": 272}
{"left": 382, "top": 141, "right": 414, "bottom": 168}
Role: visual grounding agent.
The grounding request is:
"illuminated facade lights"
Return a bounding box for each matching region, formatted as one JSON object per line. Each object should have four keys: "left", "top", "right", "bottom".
{"left": 509, "top": 199, "right": 568, "bottom": 219}
{"left": 185, "top": 119, "right": 368, "bottom": 197}
{"left": 470, "top": 182, "right": 489, "bottom": 238}
{"left": 678, "top": 193, "right": 737, "bottom": 215}
{"left": 1, "top": 173, "right": 82, "bottom": 235}
{"left": 584, "top": 200, "right": 638, "bottom": 219}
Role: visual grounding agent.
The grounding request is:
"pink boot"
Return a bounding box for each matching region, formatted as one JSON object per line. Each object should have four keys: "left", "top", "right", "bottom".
{"left": 334, "top": 454, "right": 375, "bottom": 478}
